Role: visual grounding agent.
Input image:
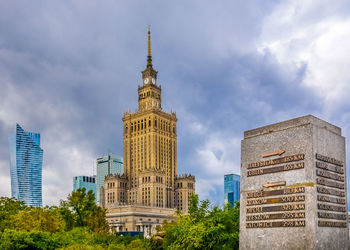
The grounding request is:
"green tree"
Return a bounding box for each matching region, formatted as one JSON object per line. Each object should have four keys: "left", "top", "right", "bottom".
{"left": 0, "top": 197, "right": 26, "bottom": 232}
{"left": 59, "top": 205, "right": 75, "bottom": 231}
{"left": 12, "top": 206, "right": 65, "bottom": 233}
{"left": 60, "top": 188, "right": 109, "bottom": 233}
{"left": 0, "top": 229, "right": 62, "bottom": 250}
{"left": 160, "top": 194, "right": 240, "bottom": 250}
{"left": 86, "top": 206, "right": 109, "bottom": 233}
{"left": 126, "top": 238, "right": 149, "bottom": 249}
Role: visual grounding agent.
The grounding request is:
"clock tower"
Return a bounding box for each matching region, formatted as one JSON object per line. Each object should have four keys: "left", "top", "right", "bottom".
{"left": 105, "top": 27, "right": 195, "bottom": 234}
{"left": 139, "top": 26, "right": 161, "bottom": 111}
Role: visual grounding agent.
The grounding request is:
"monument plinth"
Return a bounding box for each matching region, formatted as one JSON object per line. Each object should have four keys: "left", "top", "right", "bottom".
{"left": 240, "top": 115, "right": 348, "bottom": 250}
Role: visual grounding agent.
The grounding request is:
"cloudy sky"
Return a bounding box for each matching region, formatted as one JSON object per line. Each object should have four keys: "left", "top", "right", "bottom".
{"left": 1, "top": 0, "right": 350, "bottom": 206}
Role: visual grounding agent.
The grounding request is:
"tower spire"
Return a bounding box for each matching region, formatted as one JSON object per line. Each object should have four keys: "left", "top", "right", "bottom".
{"left": 147, "top": 25, "right": 152, "bottom": 68}
{"left": 142, "top": 25, "right": 157, "bottom": 82}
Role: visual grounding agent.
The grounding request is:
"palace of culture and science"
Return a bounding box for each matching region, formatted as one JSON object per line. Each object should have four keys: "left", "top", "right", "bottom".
{"left": 104, "top": 27, "right": 195, "bottom": 234}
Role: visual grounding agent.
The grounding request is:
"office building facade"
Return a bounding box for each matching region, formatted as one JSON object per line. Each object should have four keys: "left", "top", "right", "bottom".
{"left": 9, "top": 124, "right": 43, "bottom": 207}
{"left": 96, "top": 152, "right": 123, "bottom": 205}
{"left": 224, "top": 173, "right": 240, "bottom": 207}
{"left": 73, "top": 175, "right": 97, "bottom": 202}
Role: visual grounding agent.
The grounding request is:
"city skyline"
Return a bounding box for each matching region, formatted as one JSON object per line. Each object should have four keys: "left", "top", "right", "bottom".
{"left": 1, "top": 1, "right": 350, "bottom": 206}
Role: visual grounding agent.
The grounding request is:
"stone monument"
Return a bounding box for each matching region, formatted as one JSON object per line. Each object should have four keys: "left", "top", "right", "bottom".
{"left": 239, "top": 115, "right": 348, "bottom": 250}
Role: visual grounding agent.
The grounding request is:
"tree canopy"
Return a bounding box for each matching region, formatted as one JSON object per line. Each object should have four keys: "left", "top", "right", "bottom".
{"left": 60, "top": 188, "right": 109, "bottom": 233}
{"left": 153, "top": 194, "right": 240, "bottom": 250}
{"left": 0, "top": 192, "right": 240, "bottom": 249}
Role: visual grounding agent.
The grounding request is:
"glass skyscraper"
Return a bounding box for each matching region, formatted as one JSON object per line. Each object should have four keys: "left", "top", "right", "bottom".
{"left": 9, "top": 124, "right": 43, "bottom": 207}
{"left": 224, "top": 173, "right": 240, "bottom": 207}
{"left": 96, "top": 152, "right": 123, "bottom": 205}
{"left": 73, "top": 175, "right": 97, "bottom": 202}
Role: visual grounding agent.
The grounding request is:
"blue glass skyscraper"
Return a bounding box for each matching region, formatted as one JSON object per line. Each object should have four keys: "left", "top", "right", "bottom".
{"left": 224, "top": 174, "right": 240, "bottom": 207}
{"left": 73, "top": 175, "right": 97, "bottom": 202}
{"left": 96, "top": 152, "right": 123, "bottom": 205}
{"left": 9, "top": 124, "right": 43, "bottom": 207}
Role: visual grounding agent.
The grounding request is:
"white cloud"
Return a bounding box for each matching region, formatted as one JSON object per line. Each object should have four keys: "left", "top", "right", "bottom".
{"left": 0, "top": 76, "right": 96, "bottom": 205}
{"left": 194, "top": 132, "right": 241, "bottom": 202}
{"left": 195, "top": 179, "right": 217, "bottom": 201}
{"left": 2, "top": 0, "right": 350, "bottom": 207}
{"left": 0, "top": 159, "right": 11, "bottom": 197}
{"left": 259, "top": 0, "right": 350, "bottom": 113}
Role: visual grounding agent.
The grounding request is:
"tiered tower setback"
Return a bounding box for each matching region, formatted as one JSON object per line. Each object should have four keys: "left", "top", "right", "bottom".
{"left": 105, "top": 27, "right": 195, "bottom": 233}
{"left": 122, "top": 26, "right": 178, "bottom": 209}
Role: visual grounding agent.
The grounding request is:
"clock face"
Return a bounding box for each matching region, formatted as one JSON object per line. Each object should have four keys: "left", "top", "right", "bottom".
{"left": 144, "top": 78, "right": 149, "bottom": 84}
{"left": 152, "top": 78, "right": 156, "bottom": 84}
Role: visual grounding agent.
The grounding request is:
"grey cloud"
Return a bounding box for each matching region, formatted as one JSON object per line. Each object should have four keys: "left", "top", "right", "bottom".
{"left": 0, "top": 1, "right": 348, "bottom": 206}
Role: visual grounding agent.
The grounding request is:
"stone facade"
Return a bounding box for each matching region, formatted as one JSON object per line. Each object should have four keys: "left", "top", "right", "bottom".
{"left": 240, "top": 115, "right": 348, "bottom": 250}
{"left": 175, "top": 174, "right": 196, "bottom": 214}
{"left": 105, "top": 27, "right": 195, "bottom": 233}
{"left": 106, "top": 205, "right": 175, "bottom": 234}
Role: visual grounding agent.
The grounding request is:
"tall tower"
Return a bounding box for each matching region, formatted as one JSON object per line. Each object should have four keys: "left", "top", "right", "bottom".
{"left": 122, "top": 26, "right": 178, "bottom": 208}
{"left": 8, "top": 124, "right": 43, "bottom": 207}
{"left": 138, "top": 26, "right": 161, "bottom": 111}
{"left": 105, "top": 27, "right": 195, "bottom": 234}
